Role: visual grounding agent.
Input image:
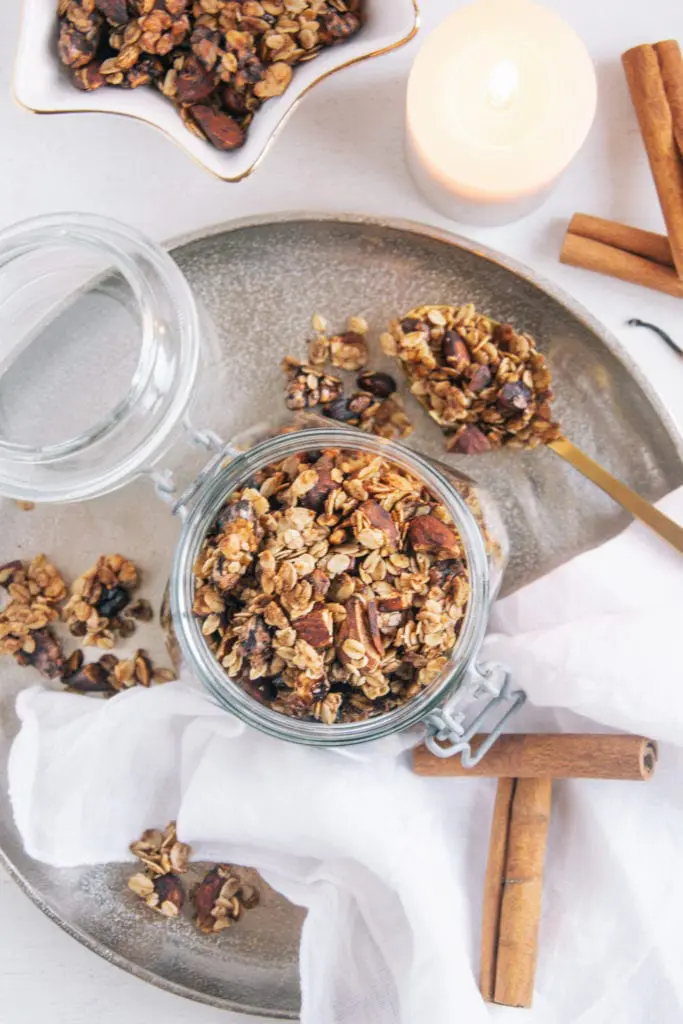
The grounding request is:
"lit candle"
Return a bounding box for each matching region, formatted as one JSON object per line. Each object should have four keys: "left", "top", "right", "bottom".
{"left": 406, "top": 0, "right": 597, "bottom": 225}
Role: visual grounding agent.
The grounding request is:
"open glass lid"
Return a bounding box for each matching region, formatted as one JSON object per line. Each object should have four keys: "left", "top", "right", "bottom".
{"left": 0, "top": 214, "right": 200, "bottom": 504}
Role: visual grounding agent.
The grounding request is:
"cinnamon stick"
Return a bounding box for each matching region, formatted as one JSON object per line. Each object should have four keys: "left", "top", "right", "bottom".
{"left": 413, "top": 733, "right": 658, "bottom": 780}
{"left": 560, "top": 231, "right": 683, "bottom": 298}
{"left": 480, "top": 777, "right": 515, "bottom": 1002}
{"left": 489, "top": 777, "right": 552, "bottom": 1008}
{"left": 568, "top": 212, "right": 674, "bottom": 267}
{"left": 654, "top": 40, "right": 683, "bottom": 158}
{"left": 622, "top": 44, "right": 683, "bottom": 278}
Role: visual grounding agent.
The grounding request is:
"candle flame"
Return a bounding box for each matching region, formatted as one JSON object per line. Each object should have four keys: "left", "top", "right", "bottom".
{"left": 486, "top": 59, "right": 519, "bottom": 109}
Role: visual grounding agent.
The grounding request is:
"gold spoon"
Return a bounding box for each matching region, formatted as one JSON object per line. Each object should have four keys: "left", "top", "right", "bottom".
{"left": 548, "top": 437, "right": 683, "bottom": 554}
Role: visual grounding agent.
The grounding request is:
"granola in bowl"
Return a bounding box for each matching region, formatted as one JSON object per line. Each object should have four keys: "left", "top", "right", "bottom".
{"left": 56, "top": 0, "right": 364, "bottom": 151}
{"left": 191, "top": 447, "right": 472, "bottom": 724}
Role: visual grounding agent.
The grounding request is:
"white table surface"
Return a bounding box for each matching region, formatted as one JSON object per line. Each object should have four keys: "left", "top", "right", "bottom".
{"left": 1, "top": 1, "right": 682, "bottom": 1021}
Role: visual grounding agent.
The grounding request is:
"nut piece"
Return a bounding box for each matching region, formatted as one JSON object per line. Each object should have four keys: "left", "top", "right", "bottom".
{"left": 358, "top": 500, "right": 399, "bottom": 549}
{"left": 446, "top": 425, "right": 492, "bottom": 455}
{"left": 408, "top": 514, "right": 462, "bottom": 557}
{"left": 175, "top": 54, "right": 216, "bottom": 103}
{"left": 293, "top": 605, "right": 334, "bottom": 649}
{"left": 96, "top": 0, "right": 129, "bottom": 26}
{"left": 336, "top": 595, "right": 382, "bottom": 672}
{"left": 188, "top": 105, "right": 245, "bottom": 151}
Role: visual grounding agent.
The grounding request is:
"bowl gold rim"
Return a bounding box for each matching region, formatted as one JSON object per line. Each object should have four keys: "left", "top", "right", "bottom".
{"left": 12, "top": 1, "right": 421, "bottom": 182}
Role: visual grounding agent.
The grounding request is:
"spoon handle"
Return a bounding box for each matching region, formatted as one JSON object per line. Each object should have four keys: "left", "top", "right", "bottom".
{"left": 549, "top": 437, "right": 683, "bottom": 555}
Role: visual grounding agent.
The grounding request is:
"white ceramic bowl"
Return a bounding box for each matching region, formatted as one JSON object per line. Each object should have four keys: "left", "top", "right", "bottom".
{"left": 14, "top": 1, "right": 419, "bottom": 181}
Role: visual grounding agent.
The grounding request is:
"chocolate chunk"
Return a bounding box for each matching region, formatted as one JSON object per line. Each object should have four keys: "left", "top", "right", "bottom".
{"left": 97, "top": 585, "right": 131, "bottom": 619}
{"left": 357, "top": 371, "right": 397, "bottom": 398}
{"left": 497, "top": 382, "right": 532, "bottom": 414}
{"left": 323, "top": 397, "right": 358, "bottom": 423}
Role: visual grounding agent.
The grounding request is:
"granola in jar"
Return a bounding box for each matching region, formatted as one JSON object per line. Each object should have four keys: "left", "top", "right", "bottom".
{"left": 192, "top": 448, "right": 471, "bottom": 724}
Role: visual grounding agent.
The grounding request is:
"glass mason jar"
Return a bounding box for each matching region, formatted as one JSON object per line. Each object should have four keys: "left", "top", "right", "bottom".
{"left": 0, "top": 214, "right": 524, "bottom": 765}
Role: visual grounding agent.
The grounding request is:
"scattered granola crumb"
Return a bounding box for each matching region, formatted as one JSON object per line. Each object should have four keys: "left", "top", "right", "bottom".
{"left": 126, "top": 822, "right": 260, "bottom": 933}
{"left": 63, "top": 648, "right": 176, "bottom": 696}
{"left": 282, "top": 315, "right": 414, "bottom": 440}
{"left": 1, "top": 552, "right": 170, "bottom": 691}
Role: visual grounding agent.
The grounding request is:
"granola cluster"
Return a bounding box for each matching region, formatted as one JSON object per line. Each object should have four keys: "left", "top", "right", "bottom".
{"left": 62, "top": 647, "right": 176, "bottom": 694}
{"left": 0, "top": 557, "right": 67, "bottom": 677}
{"left": 382, "top": 304, "right": 561, "bottom": 452}
{"left": 192, "top": 448, "right": 470, "bottom": 724}
{"left": 283, "top": 315, "right": 413, "bottom": 442}
{"left": 57, "top": 0, "right": 363, "bottom": 151}
{"left": 127, "top": 821, "right": 259, "bottom": 931}
{"left": 62, "top": 554, "right": 140, "bottom": 648}
{"left": 192, "top": 863, "right": 260, "bottom": 933}
{"left": 128, "top": 821, "right": 191, "bottom": 918}
{"left": 1, "top": 552, "right": 174, "bottom": 691}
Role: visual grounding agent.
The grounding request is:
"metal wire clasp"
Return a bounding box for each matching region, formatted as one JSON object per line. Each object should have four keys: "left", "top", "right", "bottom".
{"left": 148, "top": 425, "right": 238, "bottom": 517}
{"left": 423, "top": 662, "right": 526, "bottom": 767}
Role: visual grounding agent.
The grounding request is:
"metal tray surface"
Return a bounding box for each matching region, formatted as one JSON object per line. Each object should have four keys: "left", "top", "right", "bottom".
{"left": 1, "top": 214, "right": 681, "bottom": 1019}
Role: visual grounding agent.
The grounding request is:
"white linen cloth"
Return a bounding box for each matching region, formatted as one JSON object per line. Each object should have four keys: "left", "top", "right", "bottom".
{"left": 7, "top": 487, "right": 683, "bottom": 1024}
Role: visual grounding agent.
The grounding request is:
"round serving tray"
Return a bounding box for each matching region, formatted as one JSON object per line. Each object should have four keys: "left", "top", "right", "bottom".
{"left": 1, "top": 214, "right": 682, "bottom": 1019}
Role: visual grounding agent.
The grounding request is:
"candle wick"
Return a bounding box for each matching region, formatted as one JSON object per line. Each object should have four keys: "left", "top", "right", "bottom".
{"left": 486, "top": 60, "right": 519, "bottom": 109}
